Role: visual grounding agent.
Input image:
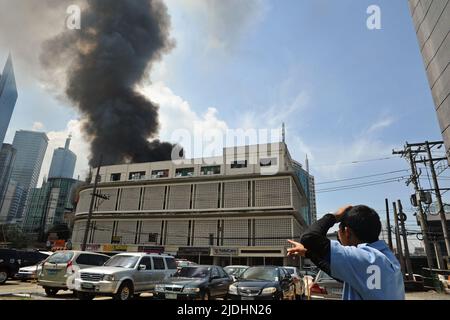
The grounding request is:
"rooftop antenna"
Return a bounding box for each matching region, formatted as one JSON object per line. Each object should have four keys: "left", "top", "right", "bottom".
{"left": 306, "top": 154, "right": 310, "bottom": 173}
{"left": 65, "top": 133, "right": 72, "bottom": 149}
{"left": 282, "top": 123, "right": 286, "bottom": 144}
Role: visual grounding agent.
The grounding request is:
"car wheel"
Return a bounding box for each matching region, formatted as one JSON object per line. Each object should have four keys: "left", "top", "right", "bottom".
{"left": 44, "top": 287, "right": 59, "bottom": 297}
{"left": 114, "top": 281, "right": 134, "bottom": 301}
{"left": 76, "top": 291, "right": 95, "bottom": 301}
{"left": 0, "top": 269, "right": 8, "bottom": 285}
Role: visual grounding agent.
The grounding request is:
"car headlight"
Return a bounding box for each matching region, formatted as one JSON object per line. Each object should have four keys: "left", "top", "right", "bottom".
{"left": 262, "top": 287, "right": 277, "bottom": 294}
{"left": 103, "top": 274, "right": 115, "bottom": 281}
{"left": 183, "top": 287, "right": 200, "bottom": 293}
{"left": 155, "top": 285, "right": 165, "bottom": 292}
{"left": 228, "top": 284, "right": 237, "bottom": 295}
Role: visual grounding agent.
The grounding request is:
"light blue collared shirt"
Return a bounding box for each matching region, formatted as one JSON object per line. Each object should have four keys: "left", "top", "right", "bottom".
{"left": 330, "top": 240, "right": 405, "bottom": 300}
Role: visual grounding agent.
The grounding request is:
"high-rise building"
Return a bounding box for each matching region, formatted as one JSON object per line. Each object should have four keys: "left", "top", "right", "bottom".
{"left": 48, "top": 136, "right": 76, "bottom": 179}
{"left": 0, "top": 144, "right": 16, "bottom": 213}
{"left": 0, "top": 54, "right": 18, "bottom": 147}
{"left": 23, "top": 177, "right": 82, "bottom": 235}
{"left": 409, "top": 1, "right": 450, "bottom": 157}
{"left": 0, "top": 181, "right": 25, "bottom": 223}
{"left": 9, "top": 130, "right": 48, "bottom": 221}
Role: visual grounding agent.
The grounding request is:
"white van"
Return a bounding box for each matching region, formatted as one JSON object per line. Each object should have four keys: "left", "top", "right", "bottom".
{"left": 74, "top": 252, "right": 177, "bottom": 300}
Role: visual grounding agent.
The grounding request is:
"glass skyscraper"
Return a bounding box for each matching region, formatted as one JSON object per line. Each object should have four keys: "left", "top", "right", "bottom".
{"left": 409, "top": 1, "right": 450, "bottom": 157}
{"left": 0, "top": 144, "right": 16, "bottom": 215}
{"left": 48, "top": 136, "right": 77, "bottom": 179}
{"left": 10, "top": 130, "right": 48, "bottom": 221}
{"left": 0, "top": 54, "right": 18, "bottom": 147}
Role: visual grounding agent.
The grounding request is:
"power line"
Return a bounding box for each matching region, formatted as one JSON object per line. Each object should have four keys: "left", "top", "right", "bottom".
{"left": 316, "top": 176, "right": 409, "bottom": 193}
{"left": 316, "top": 169, "right": 409, "bottom": 185}
{"left": 313, "top": 156, "right": 399, "bottom": 168}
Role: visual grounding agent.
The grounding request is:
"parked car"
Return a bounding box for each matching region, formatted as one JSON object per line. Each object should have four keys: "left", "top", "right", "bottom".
{"left": 283, "top": 266, "right": 305, "bottom": 299}
{"left": 155, "top": 265, "right": 232, "bottom": 300}
{"left": 0, "top": 249, "right": 20, "bottom": 285}
{"left": 38, "top": 250, "right": 110, "bottom": 297}
{"left": 16, "top": 251, "right": 53, "bottom": 281}
{"left": 175, "top": 259, "right": 196, "bottom": 270}
{"left": 74, "top": 253, "right": 177, "bottom": 300}
{"left": 308, "top": 270, "right": 343, "bottom": 300}
{"left": 228, "top": 266, "right": 296, "bottom": 300}
{"left": 224, "top": 265, "right": 249, "bottom": 282}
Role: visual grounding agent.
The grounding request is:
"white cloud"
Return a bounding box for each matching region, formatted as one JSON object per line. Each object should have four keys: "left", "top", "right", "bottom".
{"left": 32, "top": 122, "right": 45, "bottom": 131}
{"left": 170, "top": 0, "right": 268, "bottom": 53}
{"left": 367, "top": 116, "right": 395, "bottom": 134}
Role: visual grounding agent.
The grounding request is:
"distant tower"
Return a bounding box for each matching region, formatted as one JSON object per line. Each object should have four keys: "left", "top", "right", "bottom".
{"left": 305, "top": 154, "right": 309, "bottom": 173}
{"left": 282, "top": 123, "right": 286, "bottom": 144}
{"left": 48, "top": 135, "right": 77, "bottom": 179}
{"left": 0, "top": 54, "right": 18, "bottom": 147}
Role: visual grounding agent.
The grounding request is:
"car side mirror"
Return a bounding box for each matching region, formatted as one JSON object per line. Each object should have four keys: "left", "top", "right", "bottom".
{"left": 139, "top": 265, "right": 146, "bottom": 271}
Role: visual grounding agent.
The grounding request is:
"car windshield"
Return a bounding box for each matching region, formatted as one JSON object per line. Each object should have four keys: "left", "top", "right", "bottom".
{"left": 175, "top": 267, "right": 210, "bottom": 278}
{"left": 47, "top": 252, "right": 74, "bottom": 264}
{"left": 284, "top": 268, "right": 295, "bottom": 275}
{"left": 104, "top": 255, "right": 139, "bottom": 268}
{"left": 224, "top": 267, "right": 247, "bottom": 277}
{"left": 241, "top": 267, "right": 278, "bottom": 281}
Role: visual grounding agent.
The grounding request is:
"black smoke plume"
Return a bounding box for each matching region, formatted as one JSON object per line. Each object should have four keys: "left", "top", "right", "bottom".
{"left": 40, "top": 0, "right": 180, "bottom": 167}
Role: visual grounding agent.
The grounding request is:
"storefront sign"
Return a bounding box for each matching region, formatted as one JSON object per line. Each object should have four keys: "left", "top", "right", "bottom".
{"left": 138, "top": 246, "right": 165, "bottom": 254}
{"left": 177, "top": 247, "right": 210, "bottom": 256}
{"left": 103, "top": 244, "right": 128, "bottom": 252}
{"left": 211, "top": 248, "right": 238, "bottom": 256}
{"left": 85, "top": 244, "right": 101, "bottom": 252}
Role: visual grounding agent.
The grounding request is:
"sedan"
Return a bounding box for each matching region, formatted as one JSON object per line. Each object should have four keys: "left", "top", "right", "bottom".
{"left": 309, "top": 270, "right": 343, "bottom": 300}
{"left": 155, "top": 265, "right": 233, "bottom": 300}
{"left": 228, "top": 266, "right": 296, "bottom": 300}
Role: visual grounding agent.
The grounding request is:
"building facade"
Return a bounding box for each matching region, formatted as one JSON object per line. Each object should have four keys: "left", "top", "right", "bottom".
{"left": 409, "top": 1, "right": 450, "bottom": 158}
{"left": 72, "top": 143, "right": 309, "bottom": 266}
{"left": 0, "top": 144, "right": 16, "bottom": 214}
{"left": 9, "top": 130, "right": 48, "bottom": 221}
{"left": 48, "top": 136, "right": 77, "bottom": 179}
{"left": 22, "top": 177, "right": 82, "bottom": 236}
{"left": 292, "top": 160, "right": 317, "bottom": 225}
{"left": 0, "top": 181, "right": 25, "bottom": 223}
{"left": 0, "top": 54, "right": 18, "bottom": 147}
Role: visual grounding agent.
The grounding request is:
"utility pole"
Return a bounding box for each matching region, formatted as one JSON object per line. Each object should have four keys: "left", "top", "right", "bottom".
{"left": 398, "top": 200, "right": 414, "bottom": 281}
{"left": 81, "top": 157, "right": 104, "bottom": 251}
{"left": 393, "top": 145, "right": 435, "bottom": 270}
{"left": 425, "top": 141, "right": 450, "bottom": 262}
{"left": 393, "top": 202, "right": 406, "bottom": 274}
{"left": 385, "top": 198, "right": 393, "bottom": 251}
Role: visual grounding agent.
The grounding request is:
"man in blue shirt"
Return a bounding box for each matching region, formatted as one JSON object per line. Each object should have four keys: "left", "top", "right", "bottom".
{"left": 287, "top": 205, "right": 405, "bottom": 300}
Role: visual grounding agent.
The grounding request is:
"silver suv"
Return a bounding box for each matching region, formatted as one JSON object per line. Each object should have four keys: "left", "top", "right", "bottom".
{"left": 74, "top": 252, "right": 177, "bottom": 300}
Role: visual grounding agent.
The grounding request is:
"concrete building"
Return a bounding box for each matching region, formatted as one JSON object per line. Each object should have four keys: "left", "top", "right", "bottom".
{"left": 0, "top": 144, "right": 16, "bottom": 214}
{"left": 0, "top": 181, "right": 25, "bottom": 223}
{"left": 22, "top": 177, "right": 82, "bottom": 236}
{"left": 9, "top": 130, "right": 48, "bottom": 221}
{"left": 72, "top": 143, "right": 309, "bottom": 266}
{"left": 0, "top": 54, "right": 18, "bottom": 147}
{"left": 48, "top": 136, "right": 76, "bottom": 179}
{"left": 409, "top": 1, "right": 450, "bottom": 158}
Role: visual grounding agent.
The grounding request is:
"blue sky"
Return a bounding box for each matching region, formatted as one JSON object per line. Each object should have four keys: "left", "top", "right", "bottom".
{"left": 0, "top": 0, "right": 447, "bottom": 238}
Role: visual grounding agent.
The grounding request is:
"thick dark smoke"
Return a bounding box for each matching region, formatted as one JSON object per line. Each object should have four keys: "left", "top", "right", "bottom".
{"left": 40, "top": 0, "right": 180, "bottom": 167}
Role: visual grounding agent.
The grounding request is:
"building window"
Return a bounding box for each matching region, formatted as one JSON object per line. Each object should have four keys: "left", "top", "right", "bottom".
{"left": 175, "top": 167, "right": 194, "bottom": 177}
{"left": 110, "top": 173, "right": 121, "bottom": 182}
{"left": 231, "top": 160, "right": 248, "bottom": 169}
{"left": 129, "top": 171, "right": 146, "bottom": 181}
{"left": 260, "top": 158, "right": 277, "bottom": 167}
{"left": 200, "top": 166, "right": 221, "bottom": 176}
{"left": 148, "top": 233, "right": 158, "bottom": 243}
{"left": 151, "top": 169, "right": 169, "bottom": 179}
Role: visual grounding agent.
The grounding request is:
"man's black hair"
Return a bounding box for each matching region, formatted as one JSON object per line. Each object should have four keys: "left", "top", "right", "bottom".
{"left": 339, "top": 205, "right": 381, "bottom": 243}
